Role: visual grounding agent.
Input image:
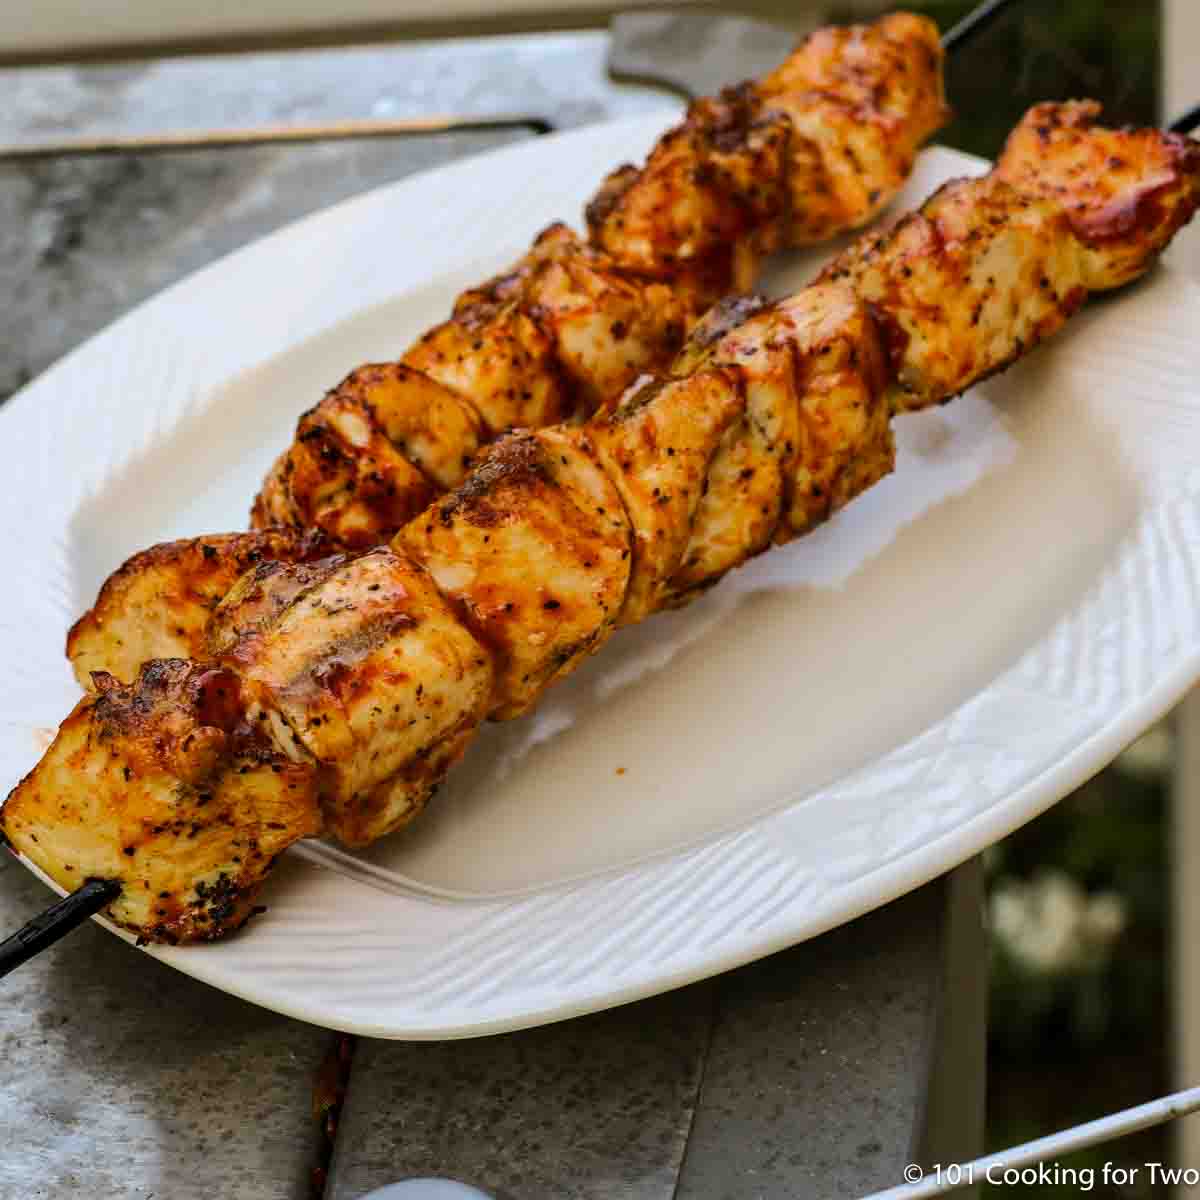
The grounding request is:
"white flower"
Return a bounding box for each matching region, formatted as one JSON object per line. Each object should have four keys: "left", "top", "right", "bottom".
{"left": 1083, "top": 891, "right": 1127, "bottom": 943}
{"left": 989, "top": 871, "right": 1127, "bottom": 974}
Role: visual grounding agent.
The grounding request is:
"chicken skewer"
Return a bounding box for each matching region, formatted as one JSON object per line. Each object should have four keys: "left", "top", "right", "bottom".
{"left": 5, "top": 100, "right": 1197, "bottom": 951}
{"left": 0, "top": 4, "right": 999, "bottom": 959}
{"left": 251, "top": 11, "right": 950, "bottom": 551}
{"left": 257, "top": 0, "right": 1034, "bottom": 554}
{"left": 64, "top": 7, "right": 992, "bottom": 691}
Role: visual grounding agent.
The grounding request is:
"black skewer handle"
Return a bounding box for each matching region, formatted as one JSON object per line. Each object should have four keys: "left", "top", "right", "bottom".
{"left": 0, "top": 877, "right": 121, "bottom": 979}
{"left": 1170, "top": 105, "right": 1200, "bottom": 136}
{"left": 940, "top": 0, "right": 1019, "bottom": 52}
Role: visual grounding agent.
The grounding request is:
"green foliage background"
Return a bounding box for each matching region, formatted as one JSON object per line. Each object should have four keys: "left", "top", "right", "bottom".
{"left": 910, "top": 0, "right": 1160, "bottom": 157}
{"left": 985, "top": 755, "right": 1171, "bottom": 1199}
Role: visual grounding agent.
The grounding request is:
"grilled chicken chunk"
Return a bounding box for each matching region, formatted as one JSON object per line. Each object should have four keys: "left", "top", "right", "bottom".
{"left": 758, "top": 11, "right": 949, "bottom": 244}
{"left": 2, "top": 660, "right": 321, "bottom": 942}
{"left": 251, "top": 364, "right": 484, "bottom": 541}
{"left": 586, "top": 92, "right": 795, "bottom": 294}
{"left": 667, "top": 282, "right": 892, "bottom": 603}
{"left": 516, "top": 231, "right": 695, "bottom": 410}
{"left": 590, "top": 372, "right": 745, "bottom": 625}
{"left": 354, "top": 362, "right": 488, "bottom": 492}
{"left": 589, "top": 13, "right": 947, "bottom": 281}
{"left": 772, "top": 287, "right": 894, "bottom": 537}
{"left": 273, "top": 372, "right": 438, "bottom": 544}
{"left": 995, "top": 100, "right": 1200, "bottom": 290}
{"left": 206, "top": 555, "right": 346, "bottom": 659}
{"left": 67, "top": 529, "right": 332, "bottom": 689}
{"left": 821, "top": 101, "right": 1200, "bottom": 415}
{"left": 662, "top": 297, "right": 794, "bottom": 596}
{"left": 821, "top": 105, "right": 1200, "bottom": 415}
{"left": 398, "top": 428, "right": 631, "bottom": 718}
{"left": 401, "top": 294, "right": 571, "bottom": 437}
{"left": 211, "top": 548, "right": 492, "bottom": 847}
{"left": 821, "top": 175, "right": 1090, "bottom": 412}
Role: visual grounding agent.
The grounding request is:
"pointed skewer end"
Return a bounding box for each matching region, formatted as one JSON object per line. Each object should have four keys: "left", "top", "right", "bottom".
{"left": 940, "top": 0, "right": 1020, "bottom": 53}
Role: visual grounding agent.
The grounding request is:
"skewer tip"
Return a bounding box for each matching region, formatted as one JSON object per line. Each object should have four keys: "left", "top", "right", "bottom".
{"left": 1169, "top": 104, "right": 1200, "bottom": 136}
{"left": 940, "top": 0, "right": 1020, "bottom": 54}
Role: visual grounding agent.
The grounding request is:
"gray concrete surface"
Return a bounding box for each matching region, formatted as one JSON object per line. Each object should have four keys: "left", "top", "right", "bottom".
{"left": 328, "top": 867, "right": 985, "bottom": 1200}
{"left": 674, "top": 881, "right": 949, "bottom": 1200}
{"left": 329, "top": 987, "right": 714, "bottom": 1200}
{"left": 0, "top": 32, "right": 677, "bottom": 406}
{"left": 0, "top": 850, "right": 331, "bottom": 1199}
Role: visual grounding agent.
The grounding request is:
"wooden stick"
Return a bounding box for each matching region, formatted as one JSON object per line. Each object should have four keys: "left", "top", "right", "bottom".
{"left": 0, "top": 114, "right": 553, "bottom": 162}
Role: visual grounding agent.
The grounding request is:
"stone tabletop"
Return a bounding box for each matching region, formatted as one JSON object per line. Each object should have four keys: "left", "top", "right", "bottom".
{"left": 0, "top": 30, "right": 679, "bottom": 404}
{"left": 1, "top": 850, "right": 327, "bottom": 1200}
{"left": 0, "top": 23, "right": 982, "bottom": 1200}
{"left": 326, "top": 869, "right": 983, "bottom": 1200}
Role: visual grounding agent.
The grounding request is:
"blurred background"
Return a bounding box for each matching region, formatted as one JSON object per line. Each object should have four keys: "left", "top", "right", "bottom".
{"left": 2, "top": 1, "right": 1195, "bottom": 1196}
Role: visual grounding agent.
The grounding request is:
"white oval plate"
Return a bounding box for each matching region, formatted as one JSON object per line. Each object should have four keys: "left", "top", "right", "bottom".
{"left": 4, "top": 114, "right": 1200, "bottom": 1037}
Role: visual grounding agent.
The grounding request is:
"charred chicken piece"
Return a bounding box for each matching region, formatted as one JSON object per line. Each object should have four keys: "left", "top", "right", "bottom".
{"left": 398, "top": 428, "right": 631, "bottom": 719}
{"left": 2, "top": 660, "right": 322, "bottom": 943}
{"left": 995, "top": 100, "right": 1200, "bottom": 290}
{"left": 210, "top": 548, "right": 493, "bottom": 847}
{"left": 251, "top": 365, "right": 478, "bottom": 543}
{"left": 589, "top": 13, "right": 948, "bottom": 281}
{"left": 586, "top": 93, "right": 795, "bottom": 295}
{"left": 820, "top": 174, "right": 1091, "bottom": 412}
{"left": 758, "top": 11, "right": 949, "bottom": 243}
{"left": 670, "top": 282, "right": 893, "bottom": 603}
{"left": 589, "top": 371, "right": 746, "bottom": 625}
{"left": 67, "top": 529, "right": 333, "bottom": 689}
{"left": 400, "top": 293, "right": 572, "bottom": 438}
{"left": 514, "top": 229, "right": 696, "bottom": 411}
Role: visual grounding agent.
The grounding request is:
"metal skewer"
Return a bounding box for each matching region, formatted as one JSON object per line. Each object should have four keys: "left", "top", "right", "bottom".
{"left": 939, "top": 0, "right": 1019, "bottom": 53}
{"left": 860, "top": 1084, "right": 1200, "bottom": 1198}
